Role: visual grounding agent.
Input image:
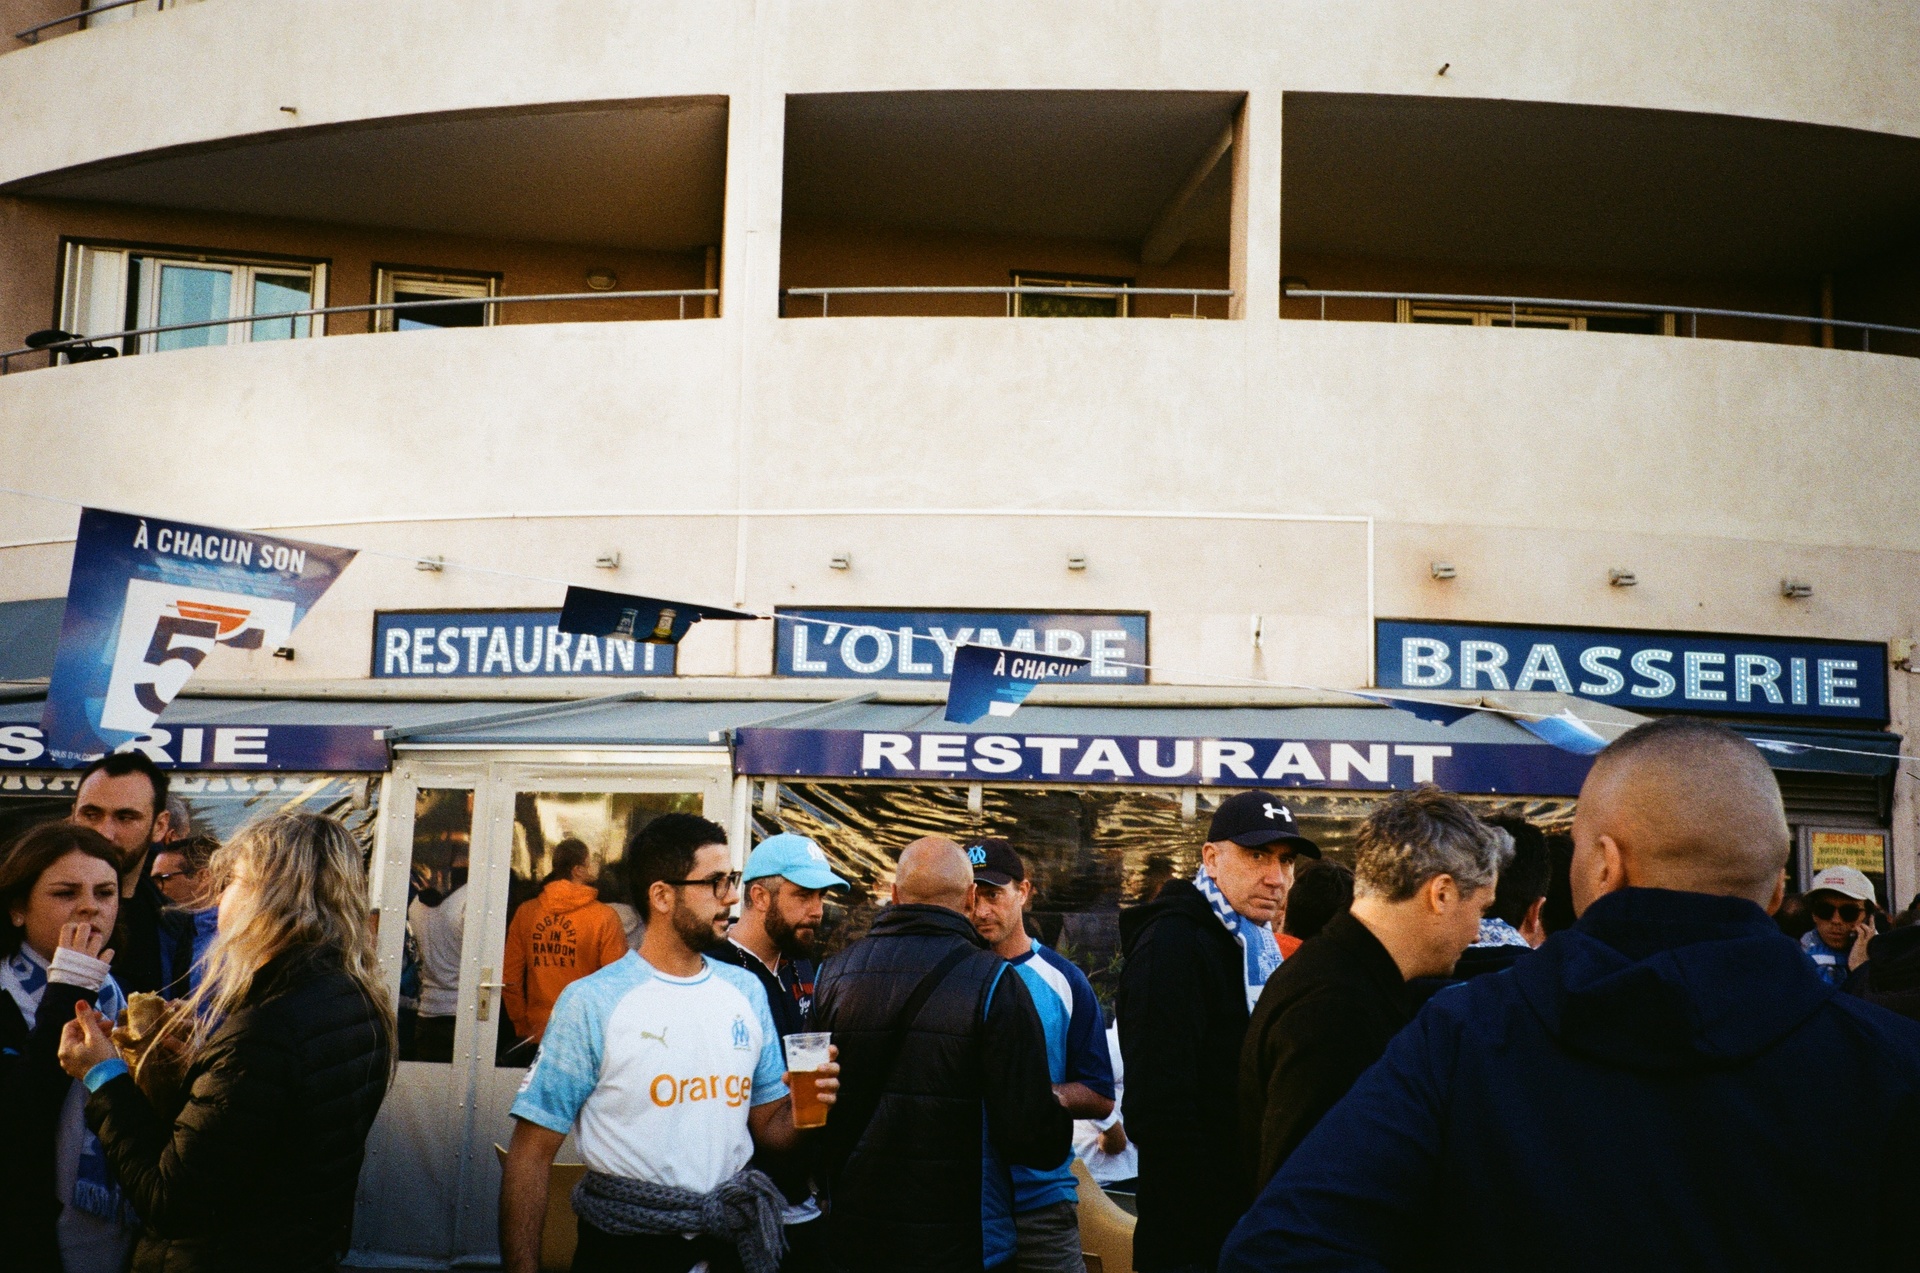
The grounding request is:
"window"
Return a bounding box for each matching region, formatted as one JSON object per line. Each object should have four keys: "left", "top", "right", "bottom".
{"left": 60, "top": 243, "right": 324, "bottom": 355}
{"left": 1397, "top": 299, "right": 1675, "bottom": 335}
{"left": 373, "top": 267, "right": 498, "bottom": 332}
{"left": 1010, "top": 271, "right": 1132, "bottom": 318}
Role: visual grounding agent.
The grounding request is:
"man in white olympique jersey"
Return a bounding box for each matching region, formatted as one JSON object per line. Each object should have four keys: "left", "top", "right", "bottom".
{"left": 500, "top": 814, "right": 839, "bottom": 1273}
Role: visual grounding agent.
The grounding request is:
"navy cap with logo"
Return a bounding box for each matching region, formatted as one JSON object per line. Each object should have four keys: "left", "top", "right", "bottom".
{"left": 965, "top": 837, "right": 1027, "bottom": 887}
{"left": 1206, "top": 791, "right": 1321, "bottom": 857}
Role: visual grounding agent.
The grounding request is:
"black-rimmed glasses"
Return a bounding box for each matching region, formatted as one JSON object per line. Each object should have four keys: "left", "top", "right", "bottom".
{"left": 665, "top": 871, "right": 742, "bottom": 899}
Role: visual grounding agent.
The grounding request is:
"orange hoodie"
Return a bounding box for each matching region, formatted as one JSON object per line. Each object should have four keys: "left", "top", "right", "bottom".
{"left": 503, "top": 879, "right": 628, "bottom": 1041}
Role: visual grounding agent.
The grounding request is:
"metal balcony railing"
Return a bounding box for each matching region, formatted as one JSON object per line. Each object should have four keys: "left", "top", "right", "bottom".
{"left": 15, "top": 0, "right": 159, "bottom": 44}
{"left": 1282, "top": 286, "right": 1920, "bottom": 352}
{"left": 0, "top": 289, "right": 719, "bottom": 373}
{"left": 784, "top": 285, "right": 1234, "bottom": 317}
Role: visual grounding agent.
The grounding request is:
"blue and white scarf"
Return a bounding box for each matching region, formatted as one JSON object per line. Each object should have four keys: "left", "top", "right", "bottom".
{"left": 1194, "top": 866, "right": 1283, "bottom": 1010}
{"left": 1472, "top": 917, "right": 1532, "bottom": 949}
{"left": 1, "top": 946, "right": 136, "bottom": 1224}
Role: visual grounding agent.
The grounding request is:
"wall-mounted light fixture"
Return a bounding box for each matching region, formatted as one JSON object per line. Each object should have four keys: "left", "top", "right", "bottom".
{"left": 1067, "top": 554, "right": 1088, "bottom": 572}
{"left": 829, "top": 553, "right": 851, "bottom": 571}
{"left": 585, "top": 268, "right": 618, "bottom": 291}
{"left": 1608, "top": 569, "right": 1637, "bottom": 588}
{"left": 595, "top": 552, "right": 621, "bottom": 570}
{"left": 1781, "top": 578, "right": 1814, "bottom": 599}
{"left": 272, "top": 647, "right": 295, "bottom": 661}
{"left": 416, "top": 556, "right": 444, "bottom": 572}
{"left": 1430, "top": 561, "right": 1457, "bottom": 580}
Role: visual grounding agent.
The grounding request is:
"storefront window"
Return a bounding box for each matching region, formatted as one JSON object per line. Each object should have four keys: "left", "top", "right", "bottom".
{"left": 755, "top": 781, "right": 1573, "bottom": 1012}
{"left": 490, "top": 790, "right": 702, "bottom": 1064}
{"left": 0, "top": 770, "right": 379, "bottom": 852}
{"left": 401, "top": 788, "right": 474, "bottom": 1064}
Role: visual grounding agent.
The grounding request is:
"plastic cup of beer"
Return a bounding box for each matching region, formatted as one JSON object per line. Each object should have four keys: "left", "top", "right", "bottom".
{"left": 784, "top": 1032, "right": 832, "bottom": 1129}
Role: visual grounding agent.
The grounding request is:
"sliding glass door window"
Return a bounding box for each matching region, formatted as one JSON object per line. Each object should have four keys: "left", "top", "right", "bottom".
{"left": 59, "top": 243, "right": 324, "bottom": 356}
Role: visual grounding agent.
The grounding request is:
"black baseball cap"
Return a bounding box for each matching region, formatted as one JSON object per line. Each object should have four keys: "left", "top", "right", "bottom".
{"left": 1207, "top": 791, "right": 1320, "bottom": 857}
{"left": 966, "top": 837, "right": 1026, "bottom": 887}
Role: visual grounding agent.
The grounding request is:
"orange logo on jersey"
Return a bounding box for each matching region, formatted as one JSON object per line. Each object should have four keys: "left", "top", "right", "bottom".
{"left": 649, "top": 1072, "right": 751, "bottom": 1109}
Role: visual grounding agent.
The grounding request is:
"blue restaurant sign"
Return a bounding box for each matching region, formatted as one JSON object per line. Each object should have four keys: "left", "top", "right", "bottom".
{"left": 0, "top": 722, "right": 388, "bottom": 771}
{"left": 774, "top": 609, "right": 1147, "bottom": 682}
{"left": 733, "top": 727, "right": 1594, "bottom": 795}
{"left": 374, "top": 610, "right": 675, "bottom": 678}
{"left": 1376, "top": 620, "right": 1887, "bottom": 723}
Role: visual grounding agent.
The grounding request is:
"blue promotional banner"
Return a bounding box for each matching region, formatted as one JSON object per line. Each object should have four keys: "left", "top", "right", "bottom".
{"left": 733, "top": 727, "right": 1595, "bottom": 795}
{"left": 1376, "top": 620, "right": 1888, "bottom": 723}
{"left": 775, "top": 609, "right": 1147, "bottom": 682}
{"left": 41, "top": 509, "right": 356, "bottom": 765}
{"left": 945, "top": 645, "right": 1091, "bottom": 723}
{"left": 374, "top": 610, "right": 676, "bottom": 678}
{"left": 558, "top": 587, "right": 755, "bottom": 644}
{"left": 0, "top": 722, "right": 388, "bottom": 771}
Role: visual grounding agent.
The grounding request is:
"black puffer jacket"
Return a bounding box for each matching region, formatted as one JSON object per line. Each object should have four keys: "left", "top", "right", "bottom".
{"left": 811, "top": 904, "right": 1068, "bottom": 1273}
{"left": 85, "top": 946, "right": 392, "bottom": 1273}
{"left": 1118, "top": 879, "right": 1254, "bottom": 1272}
{"left": 0, "top": 976, "right": 102, "bottom": 1271}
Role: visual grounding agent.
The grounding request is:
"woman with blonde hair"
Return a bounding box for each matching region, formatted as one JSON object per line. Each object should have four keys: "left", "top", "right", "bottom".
{"left": 57, "top": 811, "right": 393, "bottom": 1273}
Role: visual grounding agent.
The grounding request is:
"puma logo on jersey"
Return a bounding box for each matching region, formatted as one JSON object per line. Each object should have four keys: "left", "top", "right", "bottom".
{"left": 638, "top": 1027, "right": 669, "bottom": 1048}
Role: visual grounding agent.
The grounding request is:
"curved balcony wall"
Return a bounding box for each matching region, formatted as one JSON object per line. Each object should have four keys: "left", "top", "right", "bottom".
{"left": 2, "top": 317, "right": 1914, "bottom": 688}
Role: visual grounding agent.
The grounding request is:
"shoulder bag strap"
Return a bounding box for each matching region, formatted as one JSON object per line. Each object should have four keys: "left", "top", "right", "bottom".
{"left": 837, "top": 943, "right": 977, "bottom": 1157}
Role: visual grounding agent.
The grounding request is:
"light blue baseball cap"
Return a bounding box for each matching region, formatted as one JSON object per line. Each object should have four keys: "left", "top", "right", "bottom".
{"left": 743, "top": 833, "right": 850, "bottom": 891}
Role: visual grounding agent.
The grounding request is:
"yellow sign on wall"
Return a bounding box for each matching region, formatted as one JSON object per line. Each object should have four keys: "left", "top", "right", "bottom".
{"left": 1810, "top": 831, "right": 1886, "bottom": 875}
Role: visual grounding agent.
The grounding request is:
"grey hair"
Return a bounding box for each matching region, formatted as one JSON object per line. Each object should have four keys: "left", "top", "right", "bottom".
{"left": 1352, "top": 786, "right": 1514, "bottom": 903}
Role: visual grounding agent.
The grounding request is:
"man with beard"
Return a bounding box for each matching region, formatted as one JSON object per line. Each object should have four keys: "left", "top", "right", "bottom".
{"left": 718, "top": 834, "right": 850, "bottom": 1033}
{"left": 713, "top": 833, "right": 851, "bottom": 1270}
{"left": 502, "top": 814, "right": 838, "bottom": 1273}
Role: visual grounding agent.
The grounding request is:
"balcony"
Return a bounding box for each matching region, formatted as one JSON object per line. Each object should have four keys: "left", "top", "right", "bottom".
{"left": 1278, "top": 93, "right": 1920, "bottom": 359}
{"left": 0, "top": 98, "right": 728, "bottom": 371}
{"left": 6, "top": 0, "right": 181, "bottom": 49}
{"left": 780, "top": 90, "right": 1240, "bottom": 320}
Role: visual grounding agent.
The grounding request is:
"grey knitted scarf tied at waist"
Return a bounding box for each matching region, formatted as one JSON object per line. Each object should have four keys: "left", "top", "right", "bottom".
{"left": 572, "top": 1166, "right": 787, "bottom": 1273}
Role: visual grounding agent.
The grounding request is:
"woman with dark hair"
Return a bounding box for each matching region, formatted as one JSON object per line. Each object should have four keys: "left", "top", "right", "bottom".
{"left": 0, "top": 821, "right": 138, "bottom": 1272}
{"left": 56, "top": 811, "right": 393, "bottom": 1273}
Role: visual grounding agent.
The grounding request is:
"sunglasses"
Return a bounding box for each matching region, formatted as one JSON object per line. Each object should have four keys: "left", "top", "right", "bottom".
{"left": 1810, "top": 900, "right": 1865, "bottom": 924}
{"left": 151, "top": 869, "right": 197, "bottom": 885}
{"left": 665, "top": 871, "right": 742, "bottom": 899}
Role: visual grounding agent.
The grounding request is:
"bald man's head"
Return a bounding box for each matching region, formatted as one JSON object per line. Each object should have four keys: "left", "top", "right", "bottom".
{"left": 892, "top": 836, "right": 976, "bottom": 912}
{"left": 1571, "top": 717, "right": 1788, "bottom": 913}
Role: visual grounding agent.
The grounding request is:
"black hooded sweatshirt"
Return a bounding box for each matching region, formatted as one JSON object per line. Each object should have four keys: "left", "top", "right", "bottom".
{"left": 1223, "top": 887, "right": 1920, "bottom": 1271}
{"left": 1117, "top": 879, "right": 1253, "bottom": 1271}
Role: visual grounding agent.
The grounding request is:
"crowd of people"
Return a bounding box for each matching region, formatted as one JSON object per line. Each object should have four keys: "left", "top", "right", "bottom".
{"left": 1, "top": 752, "right": 391, "bottom": 1273}
{"left": 7, "top": 716, "right": 1920, "bottom": 1272}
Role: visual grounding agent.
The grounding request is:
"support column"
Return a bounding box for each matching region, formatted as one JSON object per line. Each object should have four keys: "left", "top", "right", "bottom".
{"left": 1888, "top": 659, "right": 1915, "bottom": 913}
{"left": 1229, "top": 88, "right": 1282, "bottom": 322}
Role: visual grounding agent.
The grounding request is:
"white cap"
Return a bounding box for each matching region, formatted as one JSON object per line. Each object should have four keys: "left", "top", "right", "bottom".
{"left": 1807, "top": 866, "right": 1876, "bottom": 903}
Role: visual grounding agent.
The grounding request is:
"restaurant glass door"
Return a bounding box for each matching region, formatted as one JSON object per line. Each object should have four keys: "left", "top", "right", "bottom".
{"left": 352, "top": 757, "right": 732, "bottom": 1266}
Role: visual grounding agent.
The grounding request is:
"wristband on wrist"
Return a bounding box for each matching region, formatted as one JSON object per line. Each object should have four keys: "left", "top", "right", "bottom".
{"left": 83, "top": 1057, "right": 129, "bottom": 1092}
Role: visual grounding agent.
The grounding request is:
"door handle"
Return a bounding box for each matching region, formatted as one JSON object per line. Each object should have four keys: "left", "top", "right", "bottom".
{"left": 477, "top": 968, "right": 504, "bottom": 1021}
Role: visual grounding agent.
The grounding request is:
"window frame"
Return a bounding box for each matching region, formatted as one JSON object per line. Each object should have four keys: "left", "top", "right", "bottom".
{"left": 58, "top": 238, "right": 329, "bottom": 356}
{"left": 1396, "top": 298, "right": 1676, "bottom": 335}
{"left": 1009, "top": 270, "right": 1133, "bottom": 318}
{"left": 371, "top": 264, "right": 501, "bottom": 333}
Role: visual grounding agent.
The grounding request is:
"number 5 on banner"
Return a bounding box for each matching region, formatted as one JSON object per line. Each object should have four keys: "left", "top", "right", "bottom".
{"left": 100, "top": 580, "right": 294, "bottom": 733}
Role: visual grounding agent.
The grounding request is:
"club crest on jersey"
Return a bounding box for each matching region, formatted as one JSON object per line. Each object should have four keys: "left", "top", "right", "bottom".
{"left": 731, "top": 1015, "right": 750, "bottom": 1049}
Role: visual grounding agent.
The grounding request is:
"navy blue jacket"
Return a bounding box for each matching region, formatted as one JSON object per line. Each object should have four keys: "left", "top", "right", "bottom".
{"left": 1222, "top": 887, "right": 1920, "bottom": 1272}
